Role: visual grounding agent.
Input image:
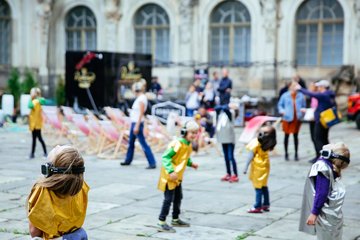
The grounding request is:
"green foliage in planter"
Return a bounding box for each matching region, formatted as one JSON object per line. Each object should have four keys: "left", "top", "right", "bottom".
{"left": 6, "top": 68, "right": 21, "bottom": 107}
{"left": 56, "top": 76, "right": 66, "bottom": 106}
{"left": 21, "top": 69, "right": 38, "bottom": 94}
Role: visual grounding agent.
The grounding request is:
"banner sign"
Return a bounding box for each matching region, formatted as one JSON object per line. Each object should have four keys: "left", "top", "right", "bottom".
{"left": 151, "top": 101, "right": 185, "bottom": 123}
{"left": 66, "top": 51, "right": 151, "bottom": 109}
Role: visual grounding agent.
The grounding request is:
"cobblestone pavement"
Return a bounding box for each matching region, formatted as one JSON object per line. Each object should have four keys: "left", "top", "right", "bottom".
{"left": 0, "top": 122, "right": 359, "bottom": 240}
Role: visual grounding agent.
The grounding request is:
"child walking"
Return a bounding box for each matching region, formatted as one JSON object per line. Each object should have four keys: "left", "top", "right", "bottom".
{"left": 157, "top": 120, "right": 199, "bottom": 233}
{"left": 299, "top": 143, "right": 350, "bottom": 240}
{"left": 243, "top": 126, "right": 277, "bottom": 213}
{"left": 28, "top": 87, "right": 47, "bottom": 159}
{"left": 27, "top": 145, "right": 89, "bottom": 240}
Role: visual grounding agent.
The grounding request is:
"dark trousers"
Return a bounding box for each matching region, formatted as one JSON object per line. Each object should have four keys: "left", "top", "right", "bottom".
{"left": 222, "top": 143, "right": 238, "bottom": 175}
{"left": 284, "top": 133, "right": 298, "bottom": 156}
{"left": 309, "top": 121, "right": 318, "bottom": 157}
{"left": 254, "top": 186, "right": 270, "bottom": 209}
{"left": 314, "top": 122, "right": 329, "bottom": 156}
{"left": 159, "top": 184, "right": 182, "bottom": 221}
{"left": 125, "top": 122, "right": 156, "bottom": 167}
{"left": 31, "top": 129, "right": 47, "bottom": 155}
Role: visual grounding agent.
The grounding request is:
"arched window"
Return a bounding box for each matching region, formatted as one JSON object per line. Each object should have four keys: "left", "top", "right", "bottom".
{"left": 210, "top": 0, "right": 251, "bottom": 65}
{"left": 0, "top": 0, "right": 11, "bottom": 65}
{"left": 134, "top": 4, "right": 170, "bottom": 65}
{"left": 296, "top": 0, "right": 344, "bottom": 66}
{"left": 66, "top": 6, "right": 97, "bottom": 51}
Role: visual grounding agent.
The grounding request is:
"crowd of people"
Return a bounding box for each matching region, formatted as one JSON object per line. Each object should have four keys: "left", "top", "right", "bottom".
{"left": 24, "top": 70, "right": 352, "bottom": 239}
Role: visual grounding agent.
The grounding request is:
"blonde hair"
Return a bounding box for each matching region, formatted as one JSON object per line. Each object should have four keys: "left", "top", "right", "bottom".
{"left": 35, "top": 146, "right": 85, "bottom": 196}
{"left": 323, "top": 142, "right": 350, "bottom": 176}
{"left": 30, "top": 87, "right": 41, "bottom": 98}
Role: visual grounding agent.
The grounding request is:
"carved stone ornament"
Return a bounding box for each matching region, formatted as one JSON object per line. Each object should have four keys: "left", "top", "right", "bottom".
{"left": 260, "top": 0, "right": 277, "bottom": 43}
{"left": 36, "top": 0, "right": 54, "bottom": 43}
{"left": 179, "top": 0, "right": 193, "bottom": 44}
{"left": 104, "top": 0, "right": 121, "bottom": 22}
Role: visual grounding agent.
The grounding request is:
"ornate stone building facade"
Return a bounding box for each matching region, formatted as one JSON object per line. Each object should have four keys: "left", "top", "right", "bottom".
{"left": 0, "top": 0, "right": 359, "bottom": 98}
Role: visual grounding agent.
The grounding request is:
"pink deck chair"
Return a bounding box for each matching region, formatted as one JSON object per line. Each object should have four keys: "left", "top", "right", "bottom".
{"left": 97, "top": 121, "right": 128, "bottom": 159}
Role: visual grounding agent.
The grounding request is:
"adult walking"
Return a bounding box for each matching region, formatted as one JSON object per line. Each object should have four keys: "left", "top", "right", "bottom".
{"left": 278, "top": 81, "right": 306, "bottom": 161}
{"left": 121, "top": 81, "right": 157, "bottom": 169}
{"left": 296, "top": 80, "right": 336, "bottom": 163}
{"left": 28, "top": 88, "right": 47, "bottom": 159}
{"left": 215, "top": 68, "right": 232, "bottom": 120}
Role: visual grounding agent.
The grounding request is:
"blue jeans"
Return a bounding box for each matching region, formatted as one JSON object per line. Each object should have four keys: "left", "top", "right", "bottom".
{"left": 186, "top": 108, "right": 195, "bottom": 117}
{"left": 62, "top": 227, "right": 87, "bottom": 240}
{"left": 254, "top": 187, "right": 270, "bottom": 209}
{"left": 222, "top": 143, "right": 238, "bottom": 175}
{"left": 125, "top": 122, "right": 156, "bottom": 167}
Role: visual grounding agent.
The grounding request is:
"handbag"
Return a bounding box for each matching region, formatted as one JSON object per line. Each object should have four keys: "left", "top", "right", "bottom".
{"left": 303, "top": 108, "right": 315, "bottom": 121}
{"left": 319, "top": 107, "right": 342, "bottom": 128}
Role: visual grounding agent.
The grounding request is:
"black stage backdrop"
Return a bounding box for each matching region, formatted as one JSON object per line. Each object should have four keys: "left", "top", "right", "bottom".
{"left": 65, "top": 51, "right": 152, "bottom": 109}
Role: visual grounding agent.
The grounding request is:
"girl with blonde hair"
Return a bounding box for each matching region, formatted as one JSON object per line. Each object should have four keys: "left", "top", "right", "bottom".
{"left": 27, "top": 145, "right": 89, "bottom": 240}
{"left": 28, "top": 87, "right": 47, "bottom": 159}
{"left": 299, "top": 142, "right": 350, "bottom": 240}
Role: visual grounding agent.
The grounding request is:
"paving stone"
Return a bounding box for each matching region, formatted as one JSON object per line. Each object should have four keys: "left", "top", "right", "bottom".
{"left": 0, "top": 123, "right": 359, "bottom": 239}
{"left": 255, "top": 219, "right": 316, "bottom": 240}
{"left": 87, "top": 201, "right": 119, "bottom": 215}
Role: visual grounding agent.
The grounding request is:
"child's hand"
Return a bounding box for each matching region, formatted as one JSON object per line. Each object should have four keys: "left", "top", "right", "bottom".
{"left": 306, "top": 213, "right": 317, "bottom": 225}
{"left": 191, "top": 163, "right": 199, "bottom": 170}
{"left": 169, "top": 172, "right": 178, "bottom": 181}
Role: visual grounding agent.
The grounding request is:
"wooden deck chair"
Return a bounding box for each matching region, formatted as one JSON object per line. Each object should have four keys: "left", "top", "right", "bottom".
{"left": 42, "top": 106, "right": 70, "bottom": 145}
{"left": 104, "top": 106, "right": 131, "bottom": 131}
{"left": 61, "top": 106, "right": 75, "bottom": 122}
{"left": 70, "top": 114, "right": 100, "bottom": 153}
{"left": 145, "top": 115, "right": 173, "bottom": 152}
{"left": 237, "top": 116, "right": 281, "bottom": 154}
{"left": 97, "top": 121, "right": 128, "bottom": 159}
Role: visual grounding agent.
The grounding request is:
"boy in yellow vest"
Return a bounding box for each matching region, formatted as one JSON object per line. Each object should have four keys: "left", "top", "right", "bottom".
{"left": 157, "top": 120, "right": 199, "bottom": 233}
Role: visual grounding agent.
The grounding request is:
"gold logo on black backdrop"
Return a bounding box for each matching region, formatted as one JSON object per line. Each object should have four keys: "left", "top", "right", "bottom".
{"left": 74, "top": 68, "right": 96, "bottom": 89}
{"left": 120, "top": 61, "right": 142, "bottom": 83}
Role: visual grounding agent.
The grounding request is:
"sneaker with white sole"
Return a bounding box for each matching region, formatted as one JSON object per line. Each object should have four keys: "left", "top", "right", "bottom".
{"left": 157, "top": 222, "right": 176, "bottom": 233}
{"left": 171, "top": 218, "right": 190, "bottom": 227}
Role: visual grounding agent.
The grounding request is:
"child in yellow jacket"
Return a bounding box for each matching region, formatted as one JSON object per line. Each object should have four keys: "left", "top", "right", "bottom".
{"left": 243, "top": 126, "right": 277, "bottom": 213}
{"left": 28, "top": 87, "right": 47, "bottom": 159}
{"left": 157, "top": 120, "right": 199, "bottom": 233}
{"left": 27, "top": 145, "right": 89, "bottom": 240}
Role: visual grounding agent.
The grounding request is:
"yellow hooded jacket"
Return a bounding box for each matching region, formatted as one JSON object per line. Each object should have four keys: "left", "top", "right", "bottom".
{"left": 246, "top": 138, "right": 270, "bottom": 188}
{"left": 28, "top": 98, "right": 45, "bottom": 131}
{"left": 158, "top": 138, "right": 193, "bottom": 192}
{"left": 27, "top": 182, "right": 89, "bottom": 240}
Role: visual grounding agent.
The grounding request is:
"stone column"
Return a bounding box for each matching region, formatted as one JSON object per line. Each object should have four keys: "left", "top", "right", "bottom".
{"left": 259, "top": 0, "right": 278, "bottom": 97}
{"left": 104, "top": 0, "right": 121, "bottom": 51}
{"left": 178, "top": 0, "right": 196, "bottom": 92}
{"left": 36, "top": 0, "right": 53, "bottom": 96}
{"left": 354, "top": 0, "right": 360, "bottom": 75}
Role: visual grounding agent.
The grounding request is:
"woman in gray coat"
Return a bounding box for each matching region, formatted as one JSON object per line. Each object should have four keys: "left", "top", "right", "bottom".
{"left": 216, "top": 111, "right": 238, "bottom": 182}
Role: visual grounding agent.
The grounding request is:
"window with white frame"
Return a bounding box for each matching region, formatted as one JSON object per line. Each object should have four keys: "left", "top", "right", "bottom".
{"left": 296, "top": 0, "right": 344, "bottom": 66}
{"left": 0, "top": 0, "right": 11, "bottom": 65}
{"left": 210, "top": 0, "right": 251, "bottom": 66}
{"left": 134, "top": 4, "right": 170, "bottom": 65}
{"left": 66, "top": 6, "right": 97, "bottom": 51}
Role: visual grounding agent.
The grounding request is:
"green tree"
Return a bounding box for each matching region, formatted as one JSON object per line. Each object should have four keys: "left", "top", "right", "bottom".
{"left": 21, "top": 69, "right": 38, "bottom": 94}
{"left": 6, "top": 68, "right": 21, "bottom": 107}
{"left": 56, "top": 76, "right": 66, "bottom": 106}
